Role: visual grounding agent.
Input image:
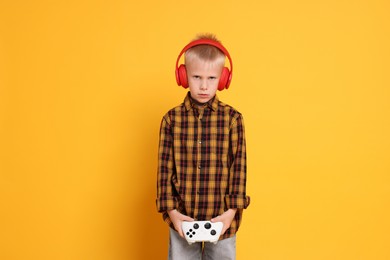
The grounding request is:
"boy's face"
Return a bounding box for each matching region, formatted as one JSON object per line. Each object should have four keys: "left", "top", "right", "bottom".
{"left": 186, "top": 58, "right": 223, "bottom": 103}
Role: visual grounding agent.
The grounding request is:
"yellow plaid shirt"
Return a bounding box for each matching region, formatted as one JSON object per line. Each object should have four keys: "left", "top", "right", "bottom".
{"left": 156, "top": 92, "right": 250, "bottom": 239}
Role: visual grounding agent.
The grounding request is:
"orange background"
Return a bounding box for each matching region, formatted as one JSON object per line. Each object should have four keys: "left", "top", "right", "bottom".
{"left": 1, "top": 0, "right": 389, "bottom": 259}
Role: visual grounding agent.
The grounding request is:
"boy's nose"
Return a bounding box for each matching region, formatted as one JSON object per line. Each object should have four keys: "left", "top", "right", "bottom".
{"left": 200, "top": 80, "right": 207, "bottom": 90}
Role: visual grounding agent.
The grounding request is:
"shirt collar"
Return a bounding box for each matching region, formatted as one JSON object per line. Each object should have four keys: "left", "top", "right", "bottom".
{"left": 183, "top": 92, "right": 219, "bottom": 112}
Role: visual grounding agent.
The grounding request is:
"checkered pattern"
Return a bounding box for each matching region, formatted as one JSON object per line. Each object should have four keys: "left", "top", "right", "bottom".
{"left": 156, "top": 92, "right": 250, "bottom": 239}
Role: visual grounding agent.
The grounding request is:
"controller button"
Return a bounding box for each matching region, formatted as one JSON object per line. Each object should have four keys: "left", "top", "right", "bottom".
{"left": 210, "top": 229, "right": 217, "bottom": 236}
{"left": 193, "top": 223, "right": 199, "bottom": 229}
{"left": 204, "top": 223, "right": 211, "bottom": 229}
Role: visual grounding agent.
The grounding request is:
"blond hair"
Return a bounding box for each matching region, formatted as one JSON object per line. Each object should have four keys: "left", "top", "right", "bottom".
{"left": 184, "top": 33, "right": 226, "bottom": 67}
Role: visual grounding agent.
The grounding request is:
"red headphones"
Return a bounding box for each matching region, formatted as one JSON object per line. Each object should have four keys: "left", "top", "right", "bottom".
{"left": 175, "top": 39, "right": 233, "bottom": 91}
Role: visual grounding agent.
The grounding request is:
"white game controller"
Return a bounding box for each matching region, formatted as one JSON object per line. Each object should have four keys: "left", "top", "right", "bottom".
{"left": 182, "top": 221, "right": 223, "bottom": 245}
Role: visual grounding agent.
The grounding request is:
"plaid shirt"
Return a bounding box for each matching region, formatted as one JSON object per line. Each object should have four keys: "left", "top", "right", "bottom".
{"left": 156, "top": 92, "right": 250, "bottom": 239}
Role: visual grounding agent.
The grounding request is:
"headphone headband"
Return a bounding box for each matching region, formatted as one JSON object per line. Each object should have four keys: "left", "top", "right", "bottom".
{"left": 175, "top": 39, "right": 233, "bottom": 75}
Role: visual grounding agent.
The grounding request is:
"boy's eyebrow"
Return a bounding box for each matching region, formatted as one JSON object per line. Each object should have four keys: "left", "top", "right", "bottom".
{"left": 191, "top": 75, "right": 218, "bottom": 78}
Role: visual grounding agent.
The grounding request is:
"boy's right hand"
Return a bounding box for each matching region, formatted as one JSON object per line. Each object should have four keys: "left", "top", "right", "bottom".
{"left": 167, "top": 209, "right": 194, "bottom": 238}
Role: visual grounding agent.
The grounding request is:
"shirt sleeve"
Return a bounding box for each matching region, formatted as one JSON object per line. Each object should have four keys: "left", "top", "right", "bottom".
{"left": 225, "top": 113, "right": 251, "bottom": 209}
{"left": 156, "top": 115, "right": 179, "bottom": 212}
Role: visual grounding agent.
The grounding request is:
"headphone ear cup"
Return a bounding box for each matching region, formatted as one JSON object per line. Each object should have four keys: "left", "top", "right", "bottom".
{"left": 218, "top": 67, "right": 230, "bottom": 91}
{"left": 177, "top": 64, "right": 188, "bottom": 88}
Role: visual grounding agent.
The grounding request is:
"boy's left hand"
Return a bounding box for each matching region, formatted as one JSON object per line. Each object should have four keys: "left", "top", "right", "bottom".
{"left": 210, "top": 209, "right": 237, "bottom": 235}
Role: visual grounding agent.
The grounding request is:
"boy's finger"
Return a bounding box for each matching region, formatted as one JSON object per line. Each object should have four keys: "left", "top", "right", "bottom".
{"left": 210, "top": 216, "right": 221, "bottom": 222}
{"left": 221, "top": 226, "right": 228, "bottom": 235}
{"left": 178, "top": 227, "right": 185, "bottom": 238}
{"left": 182, "top": 215, "right": 194, "bottom": 222}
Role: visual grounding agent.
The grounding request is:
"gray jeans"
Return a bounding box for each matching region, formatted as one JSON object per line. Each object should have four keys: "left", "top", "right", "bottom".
{"left": 168, "top": 228, "right": 236, "bottom": 260}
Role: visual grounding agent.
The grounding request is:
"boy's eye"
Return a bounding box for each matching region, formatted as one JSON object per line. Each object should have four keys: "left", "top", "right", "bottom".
{"left": 193, "top": 76, "right": 200, "bottom": 79}
{"left": 209, "top": 77, "right": 217, "bottom": 80}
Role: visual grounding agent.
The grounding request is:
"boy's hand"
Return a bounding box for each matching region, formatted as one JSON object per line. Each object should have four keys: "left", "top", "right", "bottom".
{"left": 211, "top": 209, "right": 237, "bottom": 235}
{"left": 167, "top": 209, "right": 194, "bottom": 238}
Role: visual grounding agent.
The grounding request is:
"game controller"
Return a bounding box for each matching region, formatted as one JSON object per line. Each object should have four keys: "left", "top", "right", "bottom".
{"left": 182, "top": 221, "right": 223, "bottom": 245}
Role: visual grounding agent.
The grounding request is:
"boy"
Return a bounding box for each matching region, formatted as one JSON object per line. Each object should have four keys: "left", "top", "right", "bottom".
{"left": 156, "top": 34, "right": 250, "bottom": 260}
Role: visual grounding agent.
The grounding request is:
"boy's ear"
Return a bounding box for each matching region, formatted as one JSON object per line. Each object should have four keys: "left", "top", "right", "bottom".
{"left": 176, "top": 64, "right": 189, "bottom": 89}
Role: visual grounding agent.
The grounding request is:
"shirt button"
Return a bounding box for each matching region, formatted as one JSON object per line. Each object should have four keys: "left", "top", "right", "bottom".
{"left": 198, "top": 165, "right": 201, "bottom": 169}
{"left": 198, "top": 140, "right": 202, "bottom": 144}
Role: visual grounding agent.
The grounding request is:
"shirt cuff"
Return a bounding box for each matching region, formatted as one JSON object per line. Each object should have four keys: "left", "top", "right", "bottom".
{"left": 156, "top": 196, "right": 180, "bottom": 212}
{"left": 225, "top": 194, "right": 250, "bottom": 209}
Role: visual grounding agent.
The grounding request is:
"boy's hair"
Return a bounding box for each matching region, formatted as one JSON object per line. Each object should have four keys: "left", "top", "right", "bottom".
{"left": 184, "top": 33, "right": 226, "bottom": 67}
